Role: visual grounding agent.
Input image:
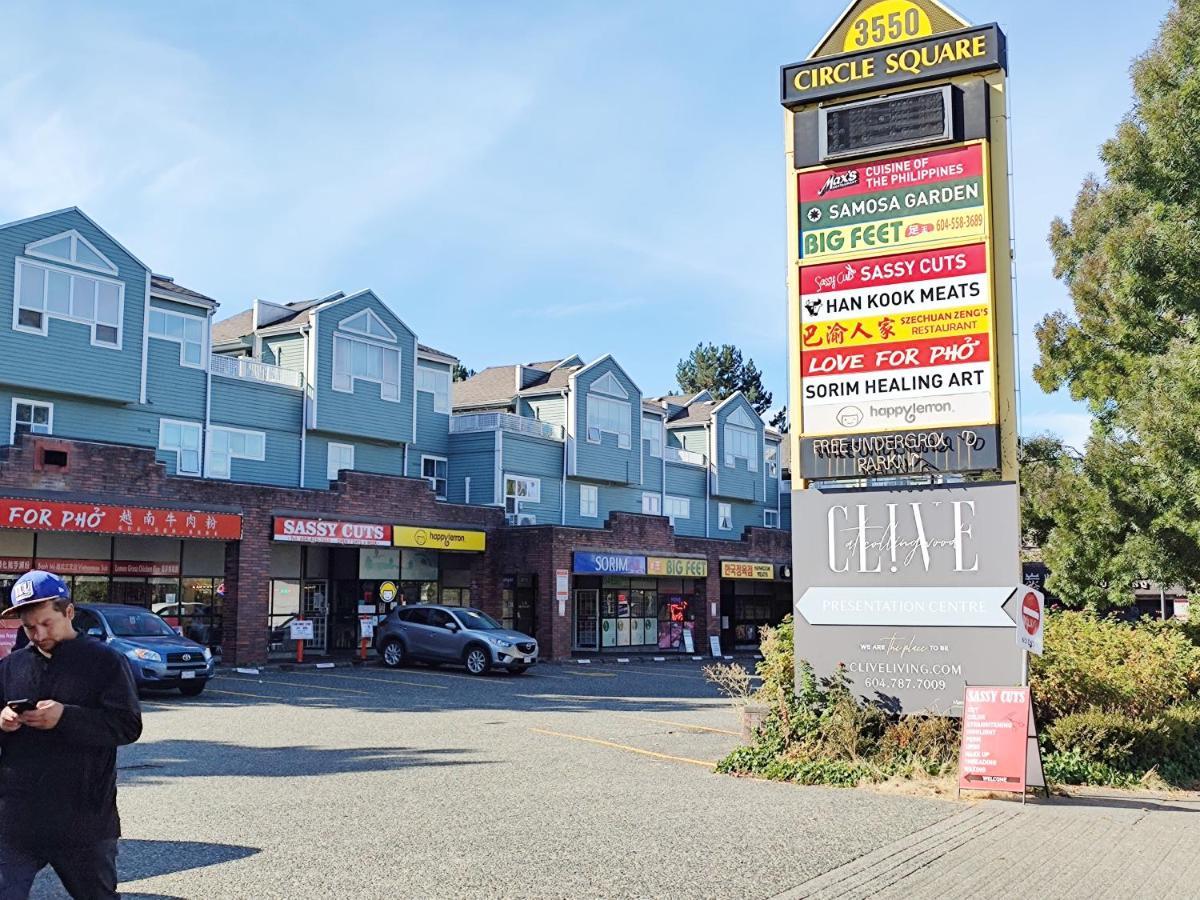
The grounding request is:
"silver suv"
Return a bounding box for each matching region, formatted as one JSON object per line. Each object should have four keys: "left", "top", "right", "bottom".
{"left": 374, "top": 605, "right": 538, "bottom": 675}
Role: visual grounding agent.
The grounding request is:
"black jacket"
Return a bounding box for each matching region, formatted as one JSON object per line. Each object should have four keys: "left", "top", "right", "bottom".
{"left": 0, "top": 635, "right": 143, "bottom": 847}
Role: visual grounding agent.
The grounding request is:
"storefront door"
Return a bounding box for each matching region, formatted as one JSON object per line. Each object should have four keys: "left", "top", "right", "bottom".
{"left": 573, "top": 589, "right": 599, "bottom": 650}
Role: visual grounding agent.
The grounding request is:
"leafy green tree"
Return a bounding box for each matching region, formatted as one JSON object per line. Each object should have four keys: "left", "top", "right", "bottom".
{"left": 676, "top": 343, "right": 772, "bottom": 414}
{"left": 769, "top": 407, "right": 789, "bottom": 433}
{"left": 1034, "top": 0, "right": 1200, "bottom": 609}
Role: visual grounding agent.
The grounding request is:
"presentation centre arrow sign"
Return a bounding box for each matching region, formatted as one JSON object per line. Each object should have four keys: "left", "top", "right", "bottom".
{"left": 797, "top": 586, "right": 1017, "bottom": 627}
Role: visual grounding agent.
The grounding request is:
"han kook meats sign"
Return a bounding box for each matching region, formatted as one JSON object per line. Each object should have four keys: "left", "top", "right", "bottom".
{"left": 792, "top": 483, "right": 1023, "bottom": 715}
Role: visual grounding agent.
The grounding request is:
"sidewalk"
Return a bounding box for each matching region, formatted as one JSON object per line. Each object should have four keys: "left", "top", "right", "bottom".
{"left": 776, "top": 792, "right": 1200, "bottom": 899}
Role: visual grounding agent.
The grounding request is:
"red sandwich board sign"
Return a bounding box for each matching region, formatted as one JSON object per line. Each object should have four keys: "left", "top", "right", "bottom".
{"left": 1016, "top": 588, "right": 1044, "bottom": 656}
{"left": 958, "top": 686, "right": 1046, "bottom": 800}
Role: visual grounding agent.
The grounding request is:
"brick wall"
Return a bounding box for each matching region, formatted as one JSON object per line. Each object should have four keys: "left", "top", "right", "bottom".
{"left": 0, "top": 437, "right": 790, "bottom": 663}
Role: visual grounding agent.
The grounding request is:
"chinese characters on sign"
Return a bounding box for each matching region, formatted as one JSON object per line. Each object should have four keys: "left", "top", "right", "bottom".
{"left": 0, "top": 498, "right": 241, "bottom": 540}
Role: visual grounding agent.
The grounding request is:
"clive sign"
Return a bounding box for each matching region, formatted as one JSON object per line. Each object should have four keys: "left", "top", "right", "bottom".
{"left": 792, "top": 483, "right": 1023, "bottom": 715}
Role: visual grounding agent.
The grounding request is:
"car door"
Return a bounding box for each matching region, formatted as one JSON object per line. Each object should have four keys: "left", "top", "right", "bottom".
{"left": 423, "top": 609, "right": 462, "bottom": 661}
{"left": 72, "top": 608, "right": 106, "bottom": 641}
{"left": 400, "top": 608, "right": 433, "bottom": 659}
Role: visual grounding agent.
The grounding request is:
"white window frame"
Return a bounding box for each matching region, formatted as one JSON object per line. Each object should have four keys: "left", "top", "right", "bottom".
{"left": 504, "top": 474, "right": 541, "bottom": 515}
{"left": 332, "top": 332, "right": 401, "bottom": 402}
{"left": 766, "top": 444, "right": 779, "bottom": 478}
{"left": 718, "top": 502, "right": 733, "bottom": 531}
{"left": 10, "top": 398, "right": 53, "bottom": 443}
{"left": 422, "top": 454, "right": 448, "bottom": 499}
{"left": 205, "top": 425, "right": 266, "bottom": 480}
{"left": 13, "top": 258, "right": 124, "bottom": 349}
{"left": 580, "top": 484, "right": 598, "bottom": 518}
{"left": 765, "top": 509, "right": 780, "bottom": 529}
{"left": 158, "top": 418, "right": 203, "bottom": 477}
{"left": 417, "top": 365, "right": 451, "bottom": 414}
{"left": 25, "top": 230, "right": 118, "bottom": 275}
{"left": 664, "top": 495, "right": 690, "bottom": 527}
{"left": 339, "top": 308, "right": 397, "bottom": 342}
{"left": 642, "top": 417, "right": 663, "bottom": 458}
{"left": 724, "top": 424, "right": 758, "bottom": 471}
{"left": 642, "top": 492, "right": 662, "bottom": 516}
{"left": 586, "top": 393, "right": 631, "bottom": 449}
{"left": 327, "top": 442, "right": 355, "bottom": 481}
{"left": 149, "top": 306, "right": 207, "bottom": 369}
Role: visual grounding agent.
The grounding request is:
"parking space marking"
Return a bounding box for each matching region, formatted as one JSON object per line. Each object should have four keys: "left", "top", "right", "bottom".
{"left": 616, "top": 714, "right": 741, "bottom": 737}
{"left": 304, "top": 671, "right": 449, "bottom": 691}
{"left": 228, "top": 677, "right": 373, "bottom": 695}
{"left": 530, "top": 727, "right": 718, "bottom": 769}
{"left": 206, "top": 687, "right": 299, "bottom": 702}
{"left": 555, "top": 668, "right": 617, "bottom": 679}
{"left": 587, "top": 664, "right": 711, "bottom": 682}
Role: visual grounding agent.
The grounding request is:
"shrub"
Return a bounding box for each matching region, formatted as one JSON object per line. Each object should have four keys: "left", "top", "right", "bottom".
{"left": 1030, "top": 611, "right": 1200, "bottom": 721}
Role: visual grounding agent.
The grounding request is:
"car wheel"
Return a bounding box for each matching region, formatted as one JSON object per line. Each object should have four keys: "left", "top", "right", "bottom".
{"left": 380, "top": 638, "right": 406, "bottom": 669}
{"left": 464, "top": 644, "right": 491, "bottom": 676}
{"left": 510, "top": 665, "right": 529, "bottom": 675}
{"left": 179, "top": 681, "right": 206, "bottom": 697}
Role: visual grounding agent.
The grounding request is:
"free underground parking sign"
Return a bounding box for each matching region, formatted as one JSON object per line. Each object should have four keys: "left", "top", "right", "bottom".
{"left": 1016, "top": 588, "right": 1044, "bottom": 656}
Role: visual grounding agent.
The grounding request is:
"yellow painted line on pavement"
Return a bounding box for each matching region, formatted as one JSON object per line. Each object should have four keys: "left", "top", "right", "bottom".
{"left": 617, "top": 714, "right": 741, "bottom": 737}
{"left": 306, "top": 671, "right": 449, "bottom": 690}
{"left": 207, "top": 687, "right": 298, "bottom": 702}
{"left": 230, "top": 677, "right": 373, "bottom": 695}
{"left": 530, "top": 727, "right": 718, "bottom": 769}
{"left": 589, "top": 665, "right": 709, "bottom": 681}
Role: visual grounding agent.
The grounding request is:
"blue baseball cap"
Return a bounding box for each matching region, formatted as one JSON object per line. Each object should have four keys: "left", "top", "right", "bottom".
{"left": 2, "top": 570, "right": 71, "bottom": 618}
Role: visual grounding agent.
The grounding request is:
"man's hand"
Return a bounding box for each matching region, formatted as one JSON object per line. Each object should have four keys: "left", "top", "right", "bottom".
{"left": 20, "top": 700, "right": 63, "bottom": 730}
{"left": 0, "top": 706, "right": 20, "bottom": 732}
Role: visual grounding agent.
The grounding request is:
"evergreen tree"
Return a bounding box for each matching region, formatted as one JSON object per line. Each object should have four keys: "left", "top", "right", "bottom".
{"left": 452, "top": 362, "right": 475, "bottom": 382}
{"left": 675, "top": 343, "right": 772, "bottom": 414}
{"left": 1035, "top": 0, "right": 1200, "bottom": 609}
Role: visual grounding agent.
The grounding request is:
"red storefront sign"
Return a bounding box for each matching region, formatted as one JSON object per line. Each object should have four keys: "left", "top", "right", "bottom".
{"left": 0, "top": 498, "right": 241, "bottom": 540}
{"left": 273, "top": 516, "right": 391, "bottom": 546}
{"left": 0, "top": 557, "right": 34, "bottom": 574}
{"left": 36, "top": 558, "right": 112, "bottom": 576}
{"left": 0, "top": 624, "right": 18, "bottom": 659}
{"left": 112, "top": 561, "right": 182, "bottom": 577}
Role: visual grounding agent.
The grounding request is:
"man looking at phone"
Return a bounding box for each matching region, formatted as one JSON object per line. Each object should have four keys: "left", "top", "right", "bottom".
{"left": 0, "top": 570, "right": 142, "bottom": 899}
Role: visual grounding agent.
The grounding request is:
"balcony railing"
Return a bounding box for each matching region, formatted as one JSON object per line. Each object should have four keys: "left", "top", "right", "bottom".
{"left": 665, "top": 446, "right": 707, "bottom": 467}
{"left": 450, "top": 413, "right": 564, "bottom": 442}
{"left": 210, "top": 354, "right": 304, "bottom": 390}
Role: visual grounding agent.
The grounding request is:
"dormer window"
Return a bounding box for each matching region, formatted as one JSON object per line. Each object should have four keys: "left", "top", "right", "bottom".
{"left": 724, "top": 406, "right": 759, "bottom": 471}
{"left": 332, "top": 309, "right": 401, "bottom": 401}
{"left": 586, "top": 371, "right": 631, "bottom": 449}
{"left": 25, "top": 230, "right": 118, "bottom": 275}
{"left": 339, "top": 309, "right": 396, "bottom": 342}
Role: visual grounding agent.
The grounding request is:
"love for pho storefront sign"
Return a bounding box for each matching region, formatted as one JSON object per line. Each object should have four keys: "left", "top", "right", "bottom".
{"left": 792, "top": 482, "right": 1022, "bottom": 715}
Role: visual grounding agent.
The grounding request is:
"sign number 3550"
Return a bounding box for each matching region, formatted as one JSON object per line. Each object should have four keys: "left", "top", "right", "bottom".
{"left": 846, "top": 2, "right": 931, "bottom": 51}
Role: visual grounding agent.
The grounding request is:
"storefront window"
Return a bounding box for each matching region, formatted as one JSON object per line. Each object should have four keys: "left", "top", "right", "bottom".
{"left": 657, "top": 578, "right": 696, "bottom": 650}
{"left": 72, "top": 576, "right": 109, "bottom": 606}
{"left": 178, "top": 576, "right": 225, "bottom": 653}
{"left": 268, "top": 579, "right": 301, "bottom": 655}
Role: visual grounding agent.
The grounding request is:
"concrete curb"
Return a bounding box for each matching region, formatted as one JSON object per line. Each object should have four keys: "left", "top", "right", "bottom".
{"left": 220, "top": 653, "right": 761, "bottom": 677}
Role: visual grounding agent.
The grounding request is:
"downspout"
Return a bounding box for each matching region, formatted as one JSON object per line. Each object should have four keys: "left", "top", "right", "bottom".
{"left": 705, "top": 421, "right": 712, "bottom": 539}
{"left": 560, "top": 389, "right": 568, "bottom": 525}
{"left": 299, "top": 326, "right": 309, "bottom": 488}
{"left": 403, "top": 444, "right": 409, "bottom": 481}
{"left": 203, "top": 308, "right": 213, "bottom": 477}
{"left": 660, "top": 420, "right": 666, "bottom": 517}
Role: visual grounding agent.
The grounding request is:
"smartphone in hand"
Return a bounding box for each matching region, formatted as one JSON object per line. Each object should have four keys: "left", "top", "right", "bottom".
{"left": 6, "top": 699, "right": 38, "bottom": 714}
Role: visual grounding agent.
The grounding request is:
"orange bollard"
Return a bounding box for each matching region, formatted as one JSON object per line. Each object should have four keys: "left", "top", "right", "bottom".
{"left": 296, "top": 616, "right": 305, "bottom": 664}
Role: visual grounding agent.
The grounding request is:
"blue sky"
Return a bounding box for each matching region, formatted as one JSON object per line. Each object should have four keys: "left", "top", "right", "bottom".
{"left": 0, "top": 1, "right": 1172, "bottom": 446}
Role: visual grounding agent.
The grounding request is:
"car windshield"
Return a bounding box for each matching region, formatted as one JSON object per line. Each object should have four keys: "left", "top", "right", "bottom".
{"left": 454, "top": 609, "right": 502, "bottom": 631}
{"left": 105, "top": 611, "right": 178, "bottom": 638}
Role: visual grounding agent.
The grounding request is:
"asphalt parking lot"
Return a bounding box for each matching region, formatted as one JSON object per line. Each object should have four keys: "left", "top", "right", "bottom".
{"left": 31, "top": 658, "right": 960, "bottom": 899}
{"left": 32, "top": 659, "right": 1200, "bottom": 899}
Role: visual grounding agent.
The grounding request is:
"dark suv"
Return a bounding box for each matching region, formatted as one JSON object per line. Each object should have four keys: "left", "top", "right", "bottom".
{"left": 374, "top": 605, "right": 538, "bottom": 675}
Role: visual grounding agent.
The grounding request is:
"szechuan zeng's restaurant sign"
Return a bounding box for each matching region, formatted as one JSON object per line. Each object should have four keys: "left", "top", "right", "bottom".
{"left": 0, "top": 498, "right": 242, "bottom": 540}
{"left": 781, "top": 24, "right": 1006, "bottom": 106}
{"left": 799, "top": 144, "right": 989, "bottom": 264}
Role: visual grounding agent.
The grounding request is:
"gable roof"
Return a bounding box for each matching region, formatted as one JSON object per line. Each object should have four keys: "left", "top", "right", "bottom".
{"left": 452, "top": 365, "right": 521, "bottom": 410}
{"left": 151, "top": 276, "right": 218, "bottom": 308}
{"left": 666, "top": 400, "right": 718, "bottom": 427}
{"left": 808, "top": 0, "right": 971, "bottom": 59}
{"left": 0, "top": 207, "right": 151, "bottom": 272}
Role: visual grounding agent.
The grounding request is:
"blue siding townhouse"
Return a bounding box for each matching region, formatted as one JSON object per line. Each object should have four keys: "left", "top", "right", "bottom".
{"left": 0, "top": 207, "right": 792, "bottom": 664}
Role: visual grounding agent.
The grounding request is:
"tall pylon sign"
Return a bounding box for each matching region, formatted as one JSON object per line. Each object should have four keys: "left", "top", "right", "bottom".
{"left": 784, "top": 1, "right": 1023, "bottom": 716}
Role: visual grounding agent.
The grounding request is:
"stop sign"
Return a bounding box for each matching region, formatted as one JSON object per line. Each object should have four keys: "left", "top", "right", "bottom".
{"left": 1021, "top": 592, "right": 1041, "bottom": 635}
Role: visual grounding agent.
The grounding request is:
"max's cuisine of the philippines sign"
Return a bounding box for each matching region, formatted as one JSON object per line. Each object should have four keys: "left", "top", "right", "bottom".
{"left": 799, "top": 238, "right": 996, "bottom": 437}
{"left": 799, "top": 144, "right": 988, "bottom": 263}
{"left": 792, "top": 483, "right": 1022, "bottom": 715}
